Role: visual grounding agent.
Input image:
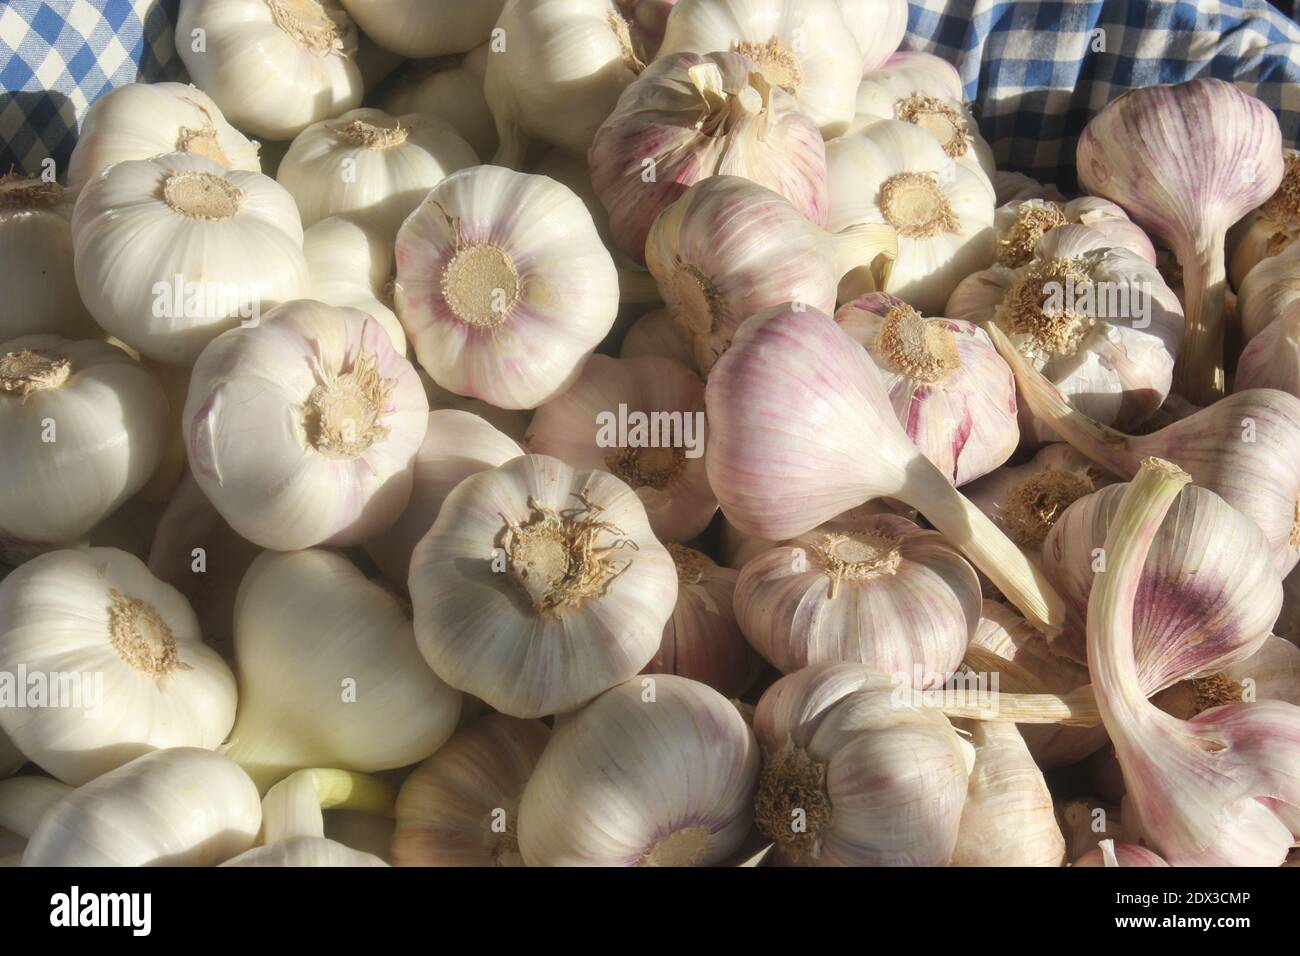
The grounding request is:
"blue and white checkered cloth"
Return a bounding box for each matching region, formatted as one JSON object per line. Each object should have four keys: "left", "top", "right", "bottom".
{"left": 3, "top": 0, "right": 1300, "bottom": 191}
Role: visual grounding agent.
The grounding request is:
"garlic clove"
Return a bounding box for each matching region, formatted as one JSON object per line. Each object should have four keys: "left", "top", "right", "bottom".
{"left": 1228, "top": 149, "right": 1300, "bottom": 290}
{"left": 259, "top": 767, "right": 395, "bottom": 847}
{"left": 384, "top": 45, "right": 498, "bottom": 161}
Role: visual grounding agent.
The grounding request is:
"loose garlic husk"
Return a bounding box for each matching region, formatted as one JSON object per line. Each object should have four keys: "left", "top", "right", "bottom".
{"left": 278, "top": 109, "right": 478, "bottom": 240}
{"left": 485, "top": 0, "right": 644, "bottom": 166}
{"left": 0, "top": 777, "right": 70, "bottom": 865}
{"left": 619, "top": 308, "right": 697, "bottom": 370}
{"left": 302, "top": 216, "right": 406, "bottom": 354}
{"left": 835, "top": 293, "right": 1018, "bottom": 485}
{"left": 71, "top": 154, "right": 310, "bottom": 366}
{"left": 657, "top": 0, "right": 863, "bottom": 138}
{"left": 0, "top": 548, "right": 236, "bottom": 786}
{"left": 826, "top": 120, "right": 994, "bottom": 314}
{"left": 222, "top": 549, "right": 462, "bottom": 790}
{"left": 1228, "top": 149, "right": 1300, "bottom": 290}
{"left": 394, "top": 166, "right": 620, "bottom": 409}
{"left": 0, "top": 337, "right": 167, "bottom": 549}
{"left": 1153, "top": 635, "right": 1300, "bottom": 719}
{"left": 1238, "top": 238, "right": 1300, "bottom": 341}
{"left": 993, "top": 197, "right": 1156, "bottom": 269}
{"left": 184, "top": 300, "right": 427, "bottom": 551}
{"left": 590, "top": 51, "right": 828, "bottom": 265}
{"left": 645, "top": 175, "right": 896, "bottom": 373}
{"left": 948, "top": 225, "right": 1184, "bottom": 444}
{"left": 66, "top": 82, "right": 260, "bottom": 187}
{"left": 835, "top": 0, "right": 907, "bottom": 71}
{"left": 525, "top": 355, "right": 716, "bottom": 542}
{"left": 22, "top": 748, "right": 261, "bottom": 866}
{"left": 366, "top": 409, "right": 523, "bottom": 587}
{"left": 753, "top": 663, "right": 974, "bottom": 866}
{"left": 0, "top": 176, "right": 96, "bottom": 340}
{"left": 1073, "top": 839, "right": 1170, "bottom": 867}
{"left": 409, "top": 454, "right": 678, "bottom": 718}
{"left": 393, "top": 713, "right": 550, "bottom": 866}
{"left": 950, "top": 720, "right": 1066, "bottom": 867}
{"left": 734, "top": 513, "right": 980, "bottom": 685}
{"left": 519, "top": 675, "right": 759, "bottom": 866}
{"left": 384, "top": 46, "right": 497, "bottom": 160}
{"left": 338, "top": 0, "right": 505, "bottom": 57}
{"left": 176, "top": 0, "right": 363, "bottom": 141}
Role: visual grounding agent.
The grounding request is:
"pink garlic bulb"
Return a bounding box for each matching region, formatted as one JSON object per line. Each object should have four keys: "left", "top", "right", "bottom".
{"left": 1228, "top": 149, "right": 1300, "bottom": 290}
{"left": 1237, "top": 239, "right": 1300, "bottom": 341}
{"left": 994, "top": 197, "right": 1156, "bottom": 269}
{"left": 1235, "top": 296, "right": 1300, "bottom": 397}
{"left": 619, "top": 308, "right": 697, "bottom": 370}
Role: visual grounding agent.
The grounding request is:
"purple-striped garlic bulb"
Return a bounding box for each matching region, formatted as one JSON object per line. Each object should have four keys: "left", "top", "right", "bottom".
{"left": 1237, "top": 239, "right": 1300, "bottom": 341}
{"left": 1236, "top": 296, "right": 1300, "bottom": 397}
{"left": 1152, "top": 635, "right": 1300, "bottom": 718}
{"left": 994, "top": 197, "right": 1155, "bottom": 269}
{"left": 1229, "top": 148, "right": 1300, "bottom": 290}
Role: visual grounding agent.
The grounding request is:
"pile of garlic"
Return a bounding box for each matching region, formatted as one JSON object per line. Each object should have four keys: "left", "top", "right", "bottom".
{"left": 2, "top": 0, "right": 1299, "bottom": 870}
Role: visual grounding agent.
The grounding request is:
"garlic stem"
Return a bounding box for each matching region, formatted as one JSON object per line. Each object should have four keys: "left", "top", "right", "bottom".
{"left": 922, "top": 686, "right": 1102, "bottom": 726}
{"left": 1175, "top": 234, "right": 1228, "bottom": 404}
{"left": 261, "top": 768, "right": 396, "bottom": 845}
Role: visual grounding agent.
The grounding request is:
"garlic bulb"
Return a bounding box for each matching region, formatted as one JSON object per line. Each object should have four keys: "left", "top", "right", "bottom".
{"left": 1085, "top": 457, "right": 1300, "bottom": 866}
{"left": 753, "top": 663, "right": 974, "bottom": 865}
{"left": 1235, "top": 297, "right": 1300, "bottom": 397}
{"left": 0, "top": 777, "right": 69, "bottom": 864}
{"left": 71, "top": 153, "right": 310, "bottom": 365}
{"left": 0, "top": 727, "right": 22, "bottom": 779}
{"left": 645, "top": 175, "right": 896, "bottom": 373}
{"left": 1073, "top": 839, "right": 1170, "bottom": 867}
{"left": 950, "top": 720, "right": 1066, "bottom": 867}
{"left": 485, "top": 0, "right": 644, "bottom": 166}
{"left": 277, "top": 109, "right": 478, "bottom": 240}
{"left": 1076, "top": 79, "right": 1283, "bottom": 403}
{"left": 0, "top": 548, "right": 236, "bottom": 786}
{"left": 395, "top": 166, "right": 620, "bottom": 409}
{"left": 993, "top": 197, "right": 1156, "bottom": 269}
{"left": 66, "top": 82, "right": 260, "bottom": 187}
{"left": 410, "top": 454, "right": 678, "bottom": 717}
{"left": 628, "top": 0, "right": 678, "bottom": 50}
{"left": 176, "top": 0, "right": 364, "bottom": 141}
{"left": 0, "top": 176, "right": 96, "bottom": 340}
{"left": 22, "top": 748, "right": 260, "bottom": 866}
{"left": 0, "top": 337, "right": 167, "bottom": 547}
{"left": 590, "top": 51, "right": 827, "bottom": 264}
{"left": 657, "top": 0, "right": 863, "bottom": 138}
{"left": 519, "top": 675, "right": 759, "bottom": 865}
{"left": 184, "top": 300, "right": 427, "bottom": 551}
{"left": 529, "top": 148, "right": 620, "bottom": 258}
{"left": 1228, "top": 149, "right": 1300, "bottom": 290}
{"left": 826, "top": 120, "right": 994, "bottom": 314}
{"left": 222, "top": 549, "right": 462, "bottom": 790}
{"left": 302, "top": 216, "right": 406, "bottom": 354}
{"left": 1238, "top": 239, "right": 1300, "bottom": 341}
{"left": 223, "top": 836, "right": 388, "bottom": 866}
{"left": 384, "top": 46, "right": 497, "bottom": 160}
{"left": 619, "top": 308, "right": 697, "bottom": 370}
{"left": 994, "top": 170, "right": 1066, "bottom": 206}
{"left": 947, "top": 225, "right": 1183, "bottom": 444}
{"left": 835, "top": 293, "right": 1018, "bottom": 485}
{"left": 525, "top": 355, "right": 716, "bottom": 542}
{"left": 338, "top": 0, "right": 505, "bottom": 57}
{"left": 877, "top": 50, "right": 965, "bottom": 101}
{"left": 1153, "top": 635, "right": 1300, "bottom": 718}
{"left": 366, "top": 409, "right": 523, "bottom": 586}
{"left": 393, "top": 714, "right": 550, "bottom": 866}
{"left": 647, "top": 544, "right": 759, "bottom": 697}
{"left": 835, "top": 0, "right": 907, "bottom": 71}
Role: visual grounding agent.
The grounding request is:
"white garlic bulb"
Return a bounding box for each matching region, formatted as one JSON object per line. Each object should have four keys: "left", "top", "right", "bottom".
{"left": 619, "top": 308, "right": 697, "bottom": 370}
{"left": 994, "top": 197, "right": 1156, "bottom": 269}
{"left": 876, "top": 50, "right": 966, "bottom": 102}
{"left": 176, "top": 0, "right": 363, "bottom": 141}
{"left": 184, "top": 300, "right": 427, "bottom": 551}
{"left": 223, "top": 836, "right": 388, "bottom": 866}
{"left": 365, "top": 409, "right": 523, "bottom": 586}
{"left": 0, "top": 176, "right": 96, "bottom": 340}
{"left": 658, "top": 0, "right": 863, "bottom": 137}
{"left": 1228, "top": 149, "right": 1300, "bottom": 290}
{"left": 66, "top": 82, "right": 260, "bottom": 188}
{"left": 0, "top": 337, "right": 167, "bottom": 547}
{"left": 0, "top": 548, "right": 236, "bottom": 786}
{"left": 338, "top": 0, "right": 505, "bottom": 57}
{"left": 994, "top": 170, "right": 1067, "bottom": 206}
{"left": 835, "top": 0, "right": 907, "bottom": 71}
{"left": 0, "top": 777, "right": 69, "bottom": 865}
{"left": 384, "top": 46, "right": 497, "bottom": 160}
{"left": 410, "top": 454, "right": 678, "bottom": 718}
{"left": 22, "top": 748, "right": 261, "bottom": 866}
{"left": 518, "top": 675, "right": 759, "bottom": 865}
{"left": 947, "top": 224, "right": 1183, "bottom": 444}
{"left": 393, "top": 713, "right": 550, "bottom": 866}
{"left": 835, "top": 293, "right": 1018, "bottom": 485}
{"left": 302, "top": 215, "right": 406, "bottom": 354}
{"left": 826, "top": 119, "right": 994, "bottom": 314}
{"left": 278, "top": 108, "right": 478, "bottom": 240}
{"left": 394, "top": 166, "right": 619, "bottom": 409}
{"left": 222, "top": 549, "right": 462, "bottom": 790}
{"left": 71, "top": 153, "right": 310, "bottom": 366}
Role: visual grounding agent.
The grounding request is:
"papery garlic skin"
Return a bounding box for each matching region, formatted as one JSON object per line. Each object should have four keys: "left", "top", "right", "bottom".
{"left": 184, "top": 301, "right": 427, "bottom": 551}
{"left": 826, "top": 120, "right": 994, "bottom": 314}
{"left": 994, "top": 198, "right": 1156, "bottom": 269}
{"left": 176, "top": 0, "right": 364, "bottom": 141}
{"left": 835, "top": 0, "right": 906, "bottom": 71}
{"left": 278, "top": 109, "right": 478, "bottom": 240}
{"left": 948, "top": 225, "right": 1183, "bottom": 444}
{"left": 302, "top": 216, "right": 406, "bottom": 354}
{"left": 1238, "top": 238, "right": 1300, "bottom": 341}
{"left": 619, "top": 308, "right": 697, "bottom": 370}
{"left": 365, "top": 409, "right": 523, "bottom": 586}
{"left": 836, "top": 293, "right": 1017, "bottom": 485}
{"left": 222, "top": 835, "right": 388, "bottom": 866}
{"left": 393, "top": 714, "right": 550, "bottom": 866}
{"left": 395, "top": 166, "right": 619, "bottom": 410}
{"left": 525, "top": 355, "right": 716, "bottom": 542}
{"left": 0, "top": 548, "right": 237, "bottom": 786}
{"left": 1228, "top": 149, "right": 1300, "bottom": 290}
{"left": 384, "top": 46, "right": 497, "bottom": 161}
{"left": 518, "top": 675, "right": 759, "bottom": 866}
{"left": 0, "top": 337, "right": 167, "bottom": 546}
{"left": 66, "top": 82, "right": 260, "bottom": 187}
{"left": 0, "top": 176, "right": 97, "bottom": 340}
{"left": 22, "top": 748, "right": 260, "bottom": 866}
{"left": 734, "top": 514, "right": 979, "bottom": 685}
{"left": 590, "top": 51, "right": 827, "bottom": 264}
{"left": 338, "top": 0, "right": 505, "bottom": 57}
{"left": 72, "top": 154, "right": 310, "bottom": 366}
{"left": 223, "top": 549, "right": 462, "bottom": 790}
{"left": 410, "top": 454, "right": 678, "bottom": 718}
{"left": 658, "top": 0, "right": 862, "bottom": 137}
